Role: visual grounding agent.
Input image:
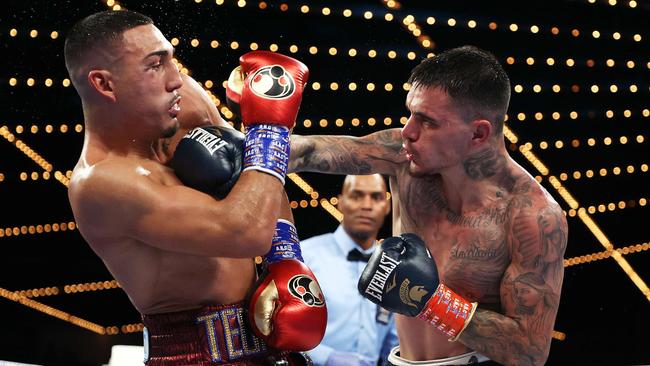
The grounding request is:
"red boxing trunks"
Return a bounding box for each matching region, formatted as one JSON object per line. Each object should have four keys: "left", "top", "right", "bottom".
{"left": 142, "top": 302, "right": 311, "bottom": 365}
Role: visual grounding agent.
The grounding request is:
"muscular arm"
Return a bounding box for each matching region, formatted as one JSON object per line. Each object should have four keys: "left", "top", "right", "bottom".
{"left": 175, "top": 73, "right": 295, "bottom": 227}
{"left": 289, "top": 128, "right": 406, "bottom": 176}
{"left": 457, "top": 202, "right": 567, "bottom": 366}
{"left": 71, "top": 164, "right": 283, "bottom": 259}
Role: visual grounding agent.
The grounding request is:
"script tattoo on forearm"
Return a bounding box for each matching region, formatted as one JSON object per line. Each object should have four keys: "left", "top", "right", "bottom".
{"left": 289, "top": 129, "right": 404, "bottom": 174}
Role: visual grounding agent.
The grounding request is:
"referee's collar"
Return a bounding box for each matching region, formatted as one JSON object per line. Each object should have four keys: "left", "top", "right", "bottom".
{"left": 333, "top": 225, "right": 376, "bottom": 256}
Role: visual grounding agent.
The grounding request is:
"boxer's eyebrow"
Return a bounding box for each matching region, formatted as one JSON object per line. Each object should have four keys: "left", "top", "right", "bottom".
{"left": 144, "top": 50, "right": 169, "bottom": 59}
{"left": 413, "top": 111, "right": 438, "bottom": 124}
{"left": 144, "top": 47, "right": 175, "bottom": 60}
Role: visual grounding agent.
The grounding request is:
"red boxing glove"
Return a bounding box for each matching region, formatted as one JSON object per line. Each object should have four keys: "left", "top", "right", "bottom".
{"left": 226, "top": 51, "right": 309, "bottom": 129}
{"left": 249, "top": 220, "right": 327, "bottom": 351}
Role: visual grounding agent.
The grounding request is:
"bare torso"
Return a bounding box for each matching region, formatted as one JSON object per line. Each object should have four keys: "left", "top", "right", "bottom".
{"left": 290, "top": 129, "right": 567, "bottom": 364}
{"left": 389, "top": 163, "right": 544, "bottom": 360}
{"left": 67, "top": 72, "right": 286, "bottom": 315}
{"left": 69, "top": 156, "right": 256, "bottom": 315}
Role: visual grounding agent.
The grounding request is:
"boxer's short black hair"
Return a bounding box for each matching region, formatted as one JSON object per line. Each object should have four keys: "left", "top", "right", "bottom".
{"left": 409, "top": 46, "right": 511, "bottom": 133}
{"left": 64, "top": 10, "right": 153, "bottom": 75}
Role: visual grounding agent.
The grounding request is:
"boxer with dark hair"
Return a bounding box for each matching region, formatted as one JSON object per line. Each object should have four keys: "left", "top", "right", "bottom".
{"left": 65, "top": 10, "right": 325, "bottom": 365}
{"left": 290, "top": 46, "right": 567, "bottom": 366}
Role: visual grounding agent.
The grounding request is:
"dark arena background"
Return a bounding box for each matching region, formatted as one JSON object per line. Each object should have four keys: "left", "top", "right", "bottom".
{"left": 1, "top": 0, "right": 649, "bottom": 365}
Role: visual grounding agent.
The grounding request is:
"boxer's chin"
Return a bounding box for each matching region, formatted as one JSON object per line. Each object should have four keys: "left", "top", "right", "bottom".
{"left": 162, "top": 120, "right": 179, "bottom": 139}
{"left": 407, "top": 163, "right": 427, "bottom": 177}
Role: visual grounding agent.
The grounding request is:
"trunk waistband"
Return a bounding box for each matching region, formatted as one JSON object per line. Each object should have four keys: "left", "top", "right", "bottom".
{"left": 142, "top": 302, "right": 274, "bottom": 365}
{"left": 387, "top": 346, "right": 491, "bottom": 365}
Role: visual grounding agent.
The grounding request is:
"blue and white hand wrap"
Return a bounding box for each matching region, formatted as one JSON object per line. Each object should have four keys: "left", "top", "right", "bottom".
{"left": 265, "top": 219, "right": 303, "bottom": 263}
{"left": 243, "top": 124, "right": 290, "bottom": 184}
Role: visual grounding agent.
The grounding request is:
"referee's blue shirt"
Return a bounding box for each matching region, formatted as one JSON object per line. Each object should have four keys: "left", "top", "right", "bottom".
{"left": 302, "top": 225, "right": 399, "bottom": 365}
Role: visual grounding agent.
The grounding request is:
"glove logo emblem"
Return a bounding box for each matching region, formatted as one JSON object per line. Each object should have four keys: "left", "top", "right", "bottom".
{"left": 386, "top": 275, "right": 397, "bottom": 293}
{"left": 288, "top": 274, "right": 325, "bottom": 307}
{"left": 399, "top": 278, "right": 427, "bottom": 308}
{"left": 184, "top": 127, "right": 229, "bottom": 155}
{"left": 249, "top": 65, "right": 295, "bottom": 100}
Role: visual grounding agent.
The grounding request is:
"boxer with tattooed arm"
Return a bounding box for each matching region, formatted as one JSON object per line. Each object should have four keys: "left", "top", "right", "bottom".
{"left": 289, "top": 46, "right": 567, "bottom": 366}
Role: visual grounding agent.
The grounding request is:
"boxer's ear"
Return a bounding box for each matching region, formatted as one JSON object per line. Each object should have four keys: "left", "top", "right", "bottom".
{"left": 87, "top": 69, "right": 116, "bottom": 102}
{"left": 470, "top": 119, "right": 492, "bottom": 146}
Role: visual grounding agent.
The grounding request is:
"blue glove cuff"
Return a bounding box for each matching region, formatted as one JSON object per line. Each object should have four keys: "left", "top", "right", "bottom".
{"left": 243, "top": 124, "right": 290, "bottom": 184}
{"left": 265, "top": 219, "right": 303, "bottom": 263}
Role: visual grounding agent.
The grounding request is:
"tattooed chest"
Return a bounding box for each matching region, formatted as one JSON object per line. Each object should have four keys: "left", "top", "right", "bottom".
{"left": 398, "top": 202, "right": 511, "bottom": 303}
{"left": 395, "top": 176, "right": 513, "bottom": 303}
{"left": 424, "top": 223, "right": 510, "bottom": 304}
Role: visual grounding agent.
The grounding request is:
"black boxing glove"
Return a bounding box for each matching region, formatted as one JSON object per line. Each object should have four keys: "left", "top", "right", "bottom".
{"left": 170, "top": 125, "right": 244, "bottom": 199}
{"left": 358, "top": 233, "right": 477, "bottom": 341}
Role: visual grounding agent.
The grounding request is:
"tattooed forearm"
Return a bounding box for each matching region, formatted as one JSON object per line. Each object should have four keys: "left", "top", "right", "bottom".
{"left": 289, "top": 135, "right": 372, "bottom": 174}
{"left": 459, "top": 309, "right": 546, "bottom": 366}
{"left": 289, "top": 129, "right": 406, "bottom": 175}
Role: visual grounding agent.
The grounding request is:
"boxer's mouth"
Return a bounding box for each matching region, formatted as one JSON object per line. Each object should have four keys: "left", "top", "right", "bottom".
{"left": 403, "top": 144, "right": 414, "bottom": 161}
{"left": 169, "top": 96, "right": 181, "bottom": 117}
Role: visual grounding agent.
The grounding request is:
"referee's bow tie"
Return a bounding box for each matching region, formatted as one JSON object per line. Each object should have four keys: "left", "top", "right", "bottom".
{"left": 347, "top": 248, "right": 373, "bottom": 262}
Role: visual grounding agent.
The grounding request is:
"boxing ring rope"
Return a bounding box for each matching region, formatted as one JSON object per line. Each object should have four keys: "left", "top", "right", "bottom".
{"left": 0, "top": 287, "right": 106, "bottom": 334}
{"left": 0, "top": 126, "right": 70, "bottom": 187}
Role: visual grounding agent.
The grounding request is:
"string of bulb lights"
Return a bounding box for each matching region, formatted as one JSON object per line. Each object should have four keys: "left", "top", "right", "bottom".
{"left": 0, "top": 221, "right": 76, "bottom": 238}
{"left": 8, "top": 30, "right": 650, "bottom": 72}
{"left": 0, "top": 287, "right": 106, "bottom": 334}
{"left": 564, "top": 198, "right": 647, "bottom": 217}
{"left": 543, "top": 164, "right": 649, "bottom": 181}
{"left": 0, "top": 126, "right": 70, "bottom": 187}
{"left": 187, "top": 0, "right": 645, "bottom": 44}
{"left": 8, "top": 105, "right": 646, "bottom": 133}
{"left": 8, "top": 76, "right": 650, "bottom": 100}
{"left": 585, "top": 0, "right": 640, "bottom": 8}
{"left": 3, "top": 124, "right": 83, "bottom": 135}
{"left": 287, "top": 194, "right": 647, "bottom": 217}
{"left": 15, "top": 171, "right": 72, "bottom": 182}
